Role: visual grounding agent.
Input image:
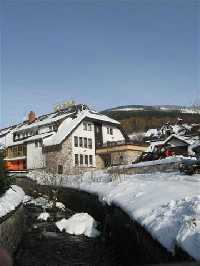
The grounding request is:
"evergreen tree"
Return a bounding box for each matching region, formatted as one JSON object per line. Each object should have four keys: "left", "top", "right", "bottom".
{"left": 0, "top": 149, "right": 14, "bottom": 195}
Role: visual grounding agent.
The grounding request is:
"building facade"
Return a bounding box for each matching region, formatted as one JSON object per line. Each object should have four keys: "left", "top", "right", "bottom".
{"left": 0, "top": 104, "right": 136, "bottom": 174}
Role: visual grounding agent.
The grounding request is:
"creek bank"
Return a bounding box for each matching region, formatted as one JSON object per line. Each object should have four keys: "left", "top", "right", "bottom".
{"left": 0, "top": 185, "right": 25, "bottom": 255}
{"left": 16, "top": 177, "right": 197, "bottom": 265}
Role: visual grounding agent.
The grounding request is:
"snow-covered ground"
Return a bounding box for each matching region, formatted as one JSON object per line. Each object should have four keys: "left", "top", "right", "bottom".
{"left": 0, "top": 185, "right": 25, "bottom": 218}
{"left": 28, "top": 170, "right": 200, "bottom": 260}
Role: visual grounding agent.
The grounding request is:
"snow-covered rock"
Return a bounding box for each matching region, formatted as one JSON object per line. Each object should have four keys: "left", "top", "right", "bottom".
{"left": 56, "top": 213, "right": 100, "bottom": 238}
{"left": 37, "top": 212, "right": 50, "bottom": 221}
{"left": 0, "top": 185, "right": 25, "bottom": 218}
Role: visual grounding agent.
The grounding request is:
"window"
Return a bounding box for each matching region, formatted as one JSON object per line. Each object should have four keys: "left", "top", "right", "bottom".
{"left": 35, "top": 140, "right": 42, "bottom": 148}
{"left": 58, "top": 165, "right": 63, "bottom": 174}
{"left": 85, "top": 155, "right": 88, "bottom": 165}
{"left": 89, "top": 155, "right": 93, "bottom": 165}
{"left": 75, "top": 154, "right": 79, "bottom": 165}
{"left": 80, "top": 154, "right": 83, "bottom": 165}
{"left": 84, "top": 138, "right": 87, "bottom": 148}
{"left": 74, "top": 136, "right": 78, "bottom": 147}
{"left": 79, "top": 137, "right": 83, "bottom": 147}
{"left": 107, "top": 127, "right": 113, "bottom": 135}
{"left": 38, "top": 140, "right": 42, "bottom": 147}
{"left": 83, "top": 122, "right": 87, "bottom": 131}
{"left": 88, "top": 138, "right": 92, "bottom": 149}
{"left": 88, "top": 124, "right": 92, "bottom": 131}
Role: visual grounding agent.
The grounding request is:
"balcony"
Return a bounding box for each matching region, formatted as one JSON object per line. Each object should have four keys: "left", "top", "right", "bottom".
{"left": 96, "top": 140, "right": 148, "bottom": 154}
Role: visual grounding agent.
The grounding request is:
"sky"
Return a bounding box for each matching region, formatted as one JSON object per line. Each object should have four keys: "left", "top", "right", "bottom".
{"left": 1, "top": 0, "right": 200, "bottom": 127}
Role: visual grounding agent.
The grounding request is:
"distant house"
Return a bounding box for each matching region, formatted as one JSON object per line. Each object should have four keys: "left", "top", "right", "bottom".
{"left": 148, "top": 134, "right": 200, "bottom": 156}
{"left": 145, "top": 118, "right": 199, "bottom": 143}
{"left": 0, "top": 104, "right": 147, "bottom": 174}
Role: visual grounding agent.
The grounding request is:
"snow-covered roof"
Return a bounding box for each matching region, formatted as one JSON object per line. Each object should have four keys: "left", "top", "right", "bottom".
{"left": 144, "top": 129, "right": 159, "bottom": 138}
{"left": 0, "top": 106, "right": 120, "bottom": 148}
{"left": 147, "top": 134, "right": 199, "bottom": 153}
{"left": 44, "top": 109, "right": 120, "bottom": 147}
{"left": 13, "top": 112, "right": 73, "bottom": 132}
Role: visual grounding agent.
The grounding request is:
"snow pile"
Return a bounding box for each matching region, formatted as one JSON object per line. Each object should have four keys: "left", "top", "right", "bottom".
{"left": 56, "top": 213, "right": 100, "bottom": 238}
{"left": 37, "top": 212, "right": 50, "bottom": 221}
{"left": 0, "top": 185, "right": 25, "bottom": 218}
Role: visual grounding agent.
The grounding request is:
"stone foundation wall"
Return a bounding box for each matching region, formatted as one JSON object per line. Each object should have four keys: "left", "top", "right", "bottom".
{"left": 0, "top": 205, "right": 24, "bottom": 255}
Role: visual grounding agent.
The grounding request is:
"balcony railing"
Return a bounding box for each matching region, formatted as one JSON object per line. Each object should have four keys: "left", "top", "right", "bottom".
{"left": 96, "top": 140, "right": 148, "bottom": 149}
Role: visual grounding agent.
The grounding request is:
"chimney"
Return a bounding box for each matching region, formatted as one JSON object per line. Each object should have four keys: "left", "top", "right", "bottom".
{"left": 28, "top": 111, "right": 37, "bottom": 123}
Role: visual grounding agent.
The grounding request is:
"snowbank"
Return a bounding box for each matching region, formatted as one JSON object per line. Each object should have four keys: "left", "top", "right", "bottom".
{"left": 0, "top": 185, "right": 25, "bottom": 218}
{"left": 73, "top": 172, "right": 200, "bottom": 260}
{"left": 56, "top": 213, "right": 100, "bottom": 238}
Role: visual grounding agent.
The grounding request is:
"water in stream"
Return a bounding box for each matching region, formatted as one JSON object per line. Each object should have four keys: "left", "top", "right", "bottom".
{"left": 14, "top": 198, "right": 122, "bottom": 266}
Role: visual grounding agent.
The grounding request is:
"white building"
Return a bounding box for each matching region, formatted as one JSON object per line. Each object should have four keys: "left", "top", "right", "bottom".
{"left": 0, "top": 104, "right": 128, "bottom": 174}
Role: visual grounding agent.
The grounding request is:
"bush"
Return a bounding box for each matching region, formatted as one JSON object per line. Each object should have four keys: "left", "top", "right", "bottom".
{"left": 0, "top": 150, "right": 15, "bottom": 195}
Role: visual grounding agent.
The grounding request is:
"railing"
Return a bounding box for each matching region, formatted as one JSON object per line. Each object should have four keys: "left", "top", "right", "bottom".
{"left": 96, "top": 140, "right": 148, "bottom": 149}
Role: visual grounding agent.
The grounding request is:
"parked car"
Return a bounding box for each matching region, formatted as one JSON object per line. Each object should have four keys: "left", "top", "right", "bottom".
{"left": 179, "top": 158, "right": 200, "bottom": 175}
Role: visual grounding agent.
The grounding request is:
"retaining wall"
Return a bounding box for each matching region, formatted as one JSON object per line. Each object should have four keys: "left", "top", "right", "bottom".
{"left": 108, "top": 161, "right": 181, "bottom": 175}
{"left": 0, "top": 204, "right": 24, "bottom": 255}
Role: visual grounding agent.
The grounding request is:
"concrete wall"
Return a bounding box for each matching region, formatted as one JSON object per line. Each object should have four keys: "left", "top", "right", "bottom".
{"left": 0, "top": 205, "right": 24, "bottom": 255}
{"left": 109, "top": 161, "right": 181, "bottom": 175}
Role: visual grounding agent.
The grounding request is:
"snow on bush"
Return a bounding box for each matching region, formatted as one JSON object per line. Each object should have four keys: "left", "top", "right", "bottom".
{"left": 0, "top": 185, "right": 25, "bottom": 218}
{"left": 37, "top": 212, "right": 50, "bottom": 221}
{"left": 56, "top": 213, "right": 100, "bottom": 238}
{"left": 56, "top": 202, "right": 65, "bottom": 211}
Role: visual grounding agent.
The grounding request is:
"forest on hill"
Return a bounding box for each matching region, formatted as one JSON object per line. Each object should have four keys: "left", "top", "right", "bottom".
{"left": 102, "top": 109, "right": 200, "bottom": 134}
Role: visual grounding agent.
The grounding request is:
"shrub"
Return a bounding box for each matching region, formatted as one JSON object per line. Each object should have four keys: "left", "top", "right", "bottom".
{"left": 0, "top": 150, "right": 15, "bottom": 195}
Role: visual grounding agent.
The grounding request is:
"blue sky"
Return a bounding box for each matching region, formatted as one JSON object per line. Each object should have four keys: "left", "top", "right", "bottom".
{"left": 1, "top": 0, "right": 199, "bottom": 127}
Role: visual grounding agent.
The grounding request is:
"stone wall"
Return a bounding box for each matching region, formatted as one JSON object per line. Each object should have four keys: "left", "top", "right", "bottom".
{"left": 45, "top": 136, "right": 74, "bottom": 175}
{"left": 0, "top": 205, "right": 24, "bottom": 255}
{"left": 111, "top": 150, "right": 143, "bottom": 165}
